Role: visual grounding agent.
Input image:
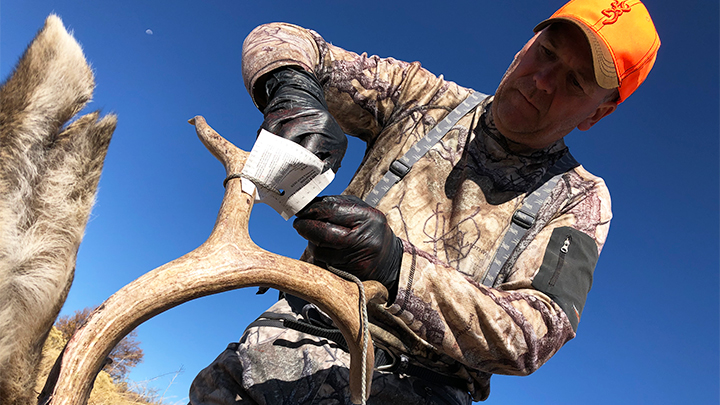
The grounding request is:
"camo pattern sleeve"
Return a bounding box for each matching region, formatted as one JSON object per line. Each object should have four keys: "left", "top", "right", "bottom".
{"left": 242, "top": 22, "right": 469, "bottom": 144}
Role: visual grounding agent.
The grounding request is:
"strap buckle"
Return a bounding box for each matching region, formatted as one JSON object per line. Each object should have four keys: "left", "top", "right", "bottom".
{"left": 374, "top": 348, "right": 469, "bottom": 392}
{"left": 389, "top": 160, "right": 411, "bottom": 179}
{"left": 375, "top": 347, "right": 409, "bottom": 373}
{"left": 512, "top": 209, "right": 535, "bottom": 229}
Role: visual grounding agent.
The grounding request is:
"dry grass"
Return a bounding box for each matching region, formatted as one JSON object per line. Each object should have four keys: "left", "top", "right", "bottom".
{"left": 34, "top": 327, "right": 162, "bottom": 405}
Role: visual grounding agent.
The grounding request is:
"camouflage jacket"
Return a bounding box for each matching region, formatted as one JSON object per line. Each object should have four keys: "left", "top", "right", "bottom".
{"left": 241, "top": 23, "right": 612, "bottom": 401}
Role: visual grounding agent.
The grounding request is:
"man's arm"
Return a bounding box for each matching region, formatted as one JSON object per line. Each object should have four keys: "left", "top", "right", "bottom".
{"left": 242, "top": 23, "right": 470, "bottom": 145}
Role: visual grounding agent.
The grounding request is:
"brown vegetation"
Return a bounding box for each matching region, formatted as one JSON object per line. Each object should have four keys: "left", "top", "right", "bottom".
{"left": 35, "top": 326, "right": 159, "bottom": 405}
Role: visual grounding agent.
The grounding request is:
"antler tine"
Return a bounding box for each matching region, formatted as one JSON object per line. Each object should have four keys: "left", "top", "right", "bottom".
{"left": 189, "top": 115, "right": 248, "bottom": 176}
{"left": 39, "top": 117, "right": 386, "bottom": 405}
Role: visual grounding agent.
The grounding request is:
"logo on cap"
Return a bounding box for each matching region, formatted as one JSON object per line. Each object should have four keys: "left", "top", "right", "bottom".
{"left": 602, "top": 0, "right": 631, "bottom": 24}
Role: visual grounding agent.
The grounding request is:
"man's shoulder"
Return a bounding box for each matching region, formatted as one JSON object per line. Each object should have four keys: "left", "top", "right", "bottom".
{"left": 569, "top": 163, "right": 606, "bottom": 184}
{"left": 566, "top": 163, "right": 612, "bottom": 205}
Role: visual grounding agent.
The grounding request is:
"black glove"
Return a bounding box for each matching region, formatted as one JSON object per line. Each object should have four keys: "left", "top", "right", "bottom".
{"left": 259, "top": 67, "right": 347, "bottom": 173}
{"left": 293, "top": 195, "right": 403, "bottom": 292}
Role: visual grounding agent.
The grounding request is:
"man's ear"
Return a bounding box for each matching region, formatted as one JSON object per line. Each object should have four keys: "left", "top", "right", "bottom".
{"left": 577, "top": 102, "right": 617, "bottom": 131}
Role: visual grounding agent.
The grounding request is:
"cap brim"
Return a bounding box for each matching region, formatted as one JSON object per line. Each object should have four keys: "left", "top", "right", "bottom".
{"left": 534, "top": 17, "right": 619, "bottom": 90}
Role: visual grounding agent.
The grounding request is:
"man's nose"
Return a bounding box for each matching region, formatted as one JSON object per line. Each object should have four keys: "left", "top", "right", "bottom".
{"left": 533, "top": 64, "right": 558, "bottom": 94}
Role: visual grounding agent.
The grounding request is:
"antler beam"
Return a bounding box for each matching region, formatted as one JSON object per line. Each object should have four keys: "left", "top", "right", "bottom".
{"left": 38, "top": 116, "right": 387, "bottom": 405}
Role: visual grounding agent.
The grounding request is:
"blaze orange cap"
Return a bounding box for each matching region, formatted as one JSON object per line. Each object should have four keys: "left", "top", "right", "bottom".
{"left": 534, "top": 0, "right": 660, "bottom": 103}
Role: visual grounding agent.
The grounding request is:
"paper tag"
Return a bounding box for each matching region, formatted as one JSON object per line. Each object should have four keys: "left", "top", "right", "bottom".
{"left": 241, "top": 129, "right": 334, "bottom": 219}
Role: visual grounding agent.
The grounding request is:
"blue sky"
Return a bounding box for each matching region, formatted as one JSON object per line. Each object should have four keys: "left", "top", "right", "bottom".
{"left": 1, "top": 1, "right": 718, "bottom": 404}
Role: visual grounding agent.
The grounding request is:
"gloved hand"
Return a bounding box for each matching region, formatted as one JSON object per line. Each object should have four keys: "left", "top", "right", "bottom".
{"left": 258, "top": 66, "right": 347, "bottom": 173}
{"left": 293, "top": 195, "right": 404, "bottom": 292}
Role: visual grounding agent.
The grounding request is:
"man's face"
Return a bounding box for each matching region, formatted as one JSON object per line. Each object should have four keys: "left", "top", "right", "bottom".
{"left": 492, "top": 22, "right": 617, "bottom": 151}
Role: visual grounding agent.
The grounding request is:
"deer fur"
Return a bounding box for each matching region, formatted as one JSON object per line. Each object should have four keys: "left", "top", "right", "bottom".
{"left": 0, "top": 15, "right": 115, "bottom": 404}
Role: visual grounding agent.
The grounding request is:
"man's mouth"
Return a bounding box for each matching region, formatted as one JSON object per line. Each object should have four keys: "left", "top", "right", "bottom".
{"left": 516, "top": 87, "right": 539, "bottom": 113}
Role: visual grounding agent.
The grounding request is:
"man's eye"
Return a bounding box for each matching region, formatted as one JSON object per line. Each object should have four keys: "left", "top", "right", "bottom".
{"left": 570, "top": 75, "right": 584, "bottom": 92}
{"left": 541, "top": 46, "right": 553, "bottom": 57}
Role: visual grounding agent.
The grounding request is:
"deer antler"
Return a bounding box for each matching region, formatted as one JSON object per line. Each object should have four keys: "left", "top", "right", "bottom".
{"left": 38, "top": 116, "right": 387, "bottom": 405}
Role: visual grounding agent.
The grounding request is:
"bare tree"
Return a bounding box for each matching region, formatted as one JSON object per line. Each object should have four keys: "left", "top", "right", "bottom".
{"left": 55, "top": 308, "right": 144, "bottom": 381}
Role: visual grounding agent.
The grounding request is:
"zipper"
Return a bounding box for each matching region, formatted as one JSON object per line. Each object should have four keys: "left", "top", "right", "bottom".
{"left": 549, "top": 235, "right": 572, "bottom": 286}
